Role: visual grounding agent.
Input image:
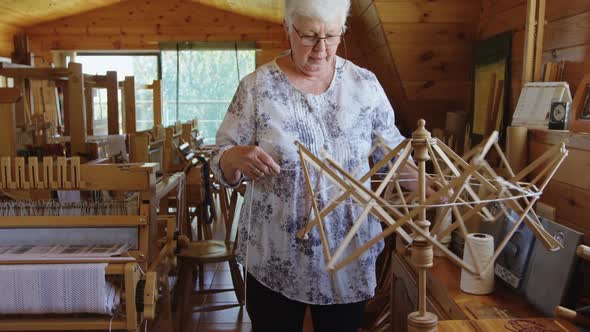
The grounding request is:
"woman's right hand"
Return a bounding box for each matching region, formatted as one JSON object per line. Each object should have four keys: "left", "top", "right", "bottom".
{"left": 220, "top": 146, "right": 281, "bottom": 184}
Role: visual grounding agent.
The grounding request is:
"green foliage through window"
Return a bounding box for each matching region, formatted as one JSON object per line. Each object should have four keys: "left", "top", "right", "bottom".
{"left": 161, "top": 42, "right": 256, "bottom": 144}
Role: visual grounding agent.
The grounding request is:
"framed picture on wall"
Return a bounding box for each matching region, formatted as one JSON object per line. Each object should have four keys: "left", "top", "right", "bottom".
{"left": 569, "top": 73, "right": 590, "bottom": 132}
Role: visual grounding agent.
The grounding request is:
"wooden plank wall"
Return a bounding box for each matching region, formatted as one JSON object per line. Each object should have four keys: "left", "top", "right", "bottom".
{"left": 479, "top": 0, "right": 590, "bottom": 110}
{"left": 479, "top": 0, "right": 590, "bottom": 305}
{"left": 23, "top": 0, "right": 288, "bottom": 66}
{"left": 0, "top": 23, "right": 20, "bottom": 58}
{"left": 349, "top": 0, "right": 407, "bottom": 129}
{"left": 349, "top": 0, "right": 480, "bottom": 135}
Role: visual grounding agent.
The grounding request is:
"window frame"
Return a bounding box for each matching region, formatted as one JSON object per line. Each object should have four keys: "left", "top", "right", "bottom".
{"left": 76, "top": 51, "right": 162, "bottom": 80}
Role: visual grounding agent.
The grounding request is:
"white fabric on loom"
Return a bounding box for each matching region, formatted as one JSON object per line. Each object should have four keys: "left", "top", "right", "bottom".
{"left": 0, "top": 263, "right": 120, "bottom": 315}
{"left": 0, "top": 228, "right": 138, "bottom": 247}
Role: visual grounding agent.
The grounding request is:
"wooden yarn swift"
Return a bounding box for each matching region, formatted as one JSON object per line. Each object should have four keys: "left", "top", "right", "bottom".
{"left": 297, "top": 119, "right": 568, "bottom": 332}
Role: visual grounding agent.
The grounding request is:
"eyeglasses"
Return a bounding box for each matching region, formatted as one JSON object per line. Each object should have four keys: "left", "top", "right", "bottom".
{"left": 292, "top": 25, "right": 343, "bottom": 47}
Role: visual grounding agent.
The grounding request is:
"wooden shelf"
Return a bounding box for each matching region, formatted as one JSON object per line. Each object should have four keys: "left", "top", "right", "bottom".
{"left": 438, "top": 318, "right": 579, "bottom": 331}
{"left": 529, "top": 128, "right": 590, "bottom": 151}
{"left": 428, "top": 256, "right": 542, "bottom": 319}
{"left": 391, "top": 252, "right": 577, "bottom": 328}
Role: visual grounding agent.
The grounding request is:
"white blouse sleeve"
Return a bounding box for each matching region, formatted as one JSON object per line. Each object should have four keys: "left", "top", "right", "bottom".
{"left": 211, "top": 79, "right": 257, "bottom": 187}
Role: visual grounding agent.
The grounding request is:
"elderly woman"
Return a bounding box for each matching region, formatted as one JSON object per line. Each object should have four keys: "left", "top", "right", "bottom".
{"left": 211, "top": 0, "right": 414, "bottom": 331}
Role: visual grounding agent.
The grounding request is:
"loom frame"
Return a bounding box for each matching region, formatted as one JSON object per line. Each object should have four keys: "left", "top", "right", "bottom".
{"left": 84, "top": 71, "right": 120, "bottom": 136}
{"left": 0, "top": 61, "right": 87, "bottom": 156}
{"left": 0, "top": 160, "right": 183, "bottom": 331}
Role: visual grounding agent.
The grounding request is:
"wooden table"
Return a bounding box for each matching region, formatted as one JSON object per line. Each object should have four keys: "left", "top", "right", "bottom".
{"left": 438, "top": 318, "right": 579, "bottom": 331}
{"left": 391, "top": 253, "right": 582, "bottom": 331}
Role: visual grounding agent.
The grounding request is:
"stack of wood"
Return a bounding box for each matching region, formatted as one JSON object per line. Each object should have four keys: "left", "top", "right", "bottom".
{"left": 543, "top": 61, "right": 567, "bottom": 82}
{"left": 485, "top": 73, "right": 504, "bottom": 138}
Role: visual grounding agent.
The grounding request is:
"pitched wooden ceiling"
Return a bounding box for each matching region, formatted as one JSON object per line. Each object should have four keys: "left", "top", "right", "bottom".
{"left": 194, "top": 0, "right": 283, "bottom": 23}
{"left": 0, "top": 0, "right": 122, "bottom": 28}
{"left": 0, "top": 0, "right": 283, "bottom": 29}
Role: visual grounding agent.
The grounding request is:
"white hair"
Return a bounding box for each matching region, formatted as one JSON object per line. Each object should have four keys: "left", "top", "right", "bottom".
{"left": 284, "top": 0, "right": 351, "bottom": 32}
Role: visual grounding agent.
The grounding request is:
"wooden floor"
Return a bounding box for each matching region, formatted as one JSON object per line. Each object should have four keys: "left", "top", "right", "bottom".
{"left": 185, "top": 206, "right": 314, "bottom": 332}
{"left": 188, "top": 262, "right": 252, "bottom": 332}
{"left": 186, "top": 261, "right": 314, "bottom": 332}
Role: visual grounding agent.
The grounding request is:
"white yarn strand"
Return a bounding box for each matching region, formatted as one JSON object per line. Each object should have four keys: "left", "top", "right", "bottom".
{"left": 242, "top": 179, "right": 256, "bottom": 306}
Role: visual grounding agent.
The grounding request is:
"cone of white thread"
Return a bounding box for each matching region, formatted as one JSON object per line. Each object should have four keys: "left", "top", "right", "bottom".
{"left": 460, "top": 233, "right": 495, "bottom": 295}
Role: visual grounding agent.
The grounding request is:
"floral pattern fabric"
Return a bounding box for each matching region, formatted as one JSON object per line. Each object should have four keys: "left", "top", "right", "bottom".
{"left": 211, "top": 55, "right": 405, "bottom": 304}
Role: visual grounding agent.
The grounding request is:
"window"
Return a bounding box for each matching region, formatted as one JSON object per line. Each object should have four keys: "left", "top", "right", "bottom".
{"left": 161, "top": 42, "right": 256, "bottom": 144}
{"left": 76, "top": 46, "right": 255, "bottom": 143}
{"left": 77, "top": 53, "right": 159, "bottom": 135}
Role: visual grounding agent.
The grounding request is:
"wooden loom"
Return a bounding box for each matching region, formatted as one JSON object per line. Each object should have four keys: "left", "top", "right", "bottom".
{"left": 84, "top": 71, "right": 119, "bottom": 137}
{"left": 123, "top": 76, "right": 199, "bottom": 170}
{"left": 0, "top": 63, "right": 128, "bottom": 166}
{"left": 0, "top": 87, "right": 21, "bottom": 158}
{"left": 121, "top": 77, "right": 165, "bottom": 137}
{"left": 129, "top": 120, "right": 200, "bottom": 174}
{"left": 297, "top": 119, "right": 568, "bottom": 332}
{"left": 0, "top": 158, "right": 184, "bottom": 331}
{"left": 0, "top": 61, "right": 88, "bottom": 157}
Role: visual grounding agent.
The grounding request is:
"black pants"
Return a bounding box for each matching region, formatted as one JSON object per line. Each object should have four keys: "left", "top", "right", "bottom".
{"left": 246, "top": 274, "right": 366, "bottom": 332}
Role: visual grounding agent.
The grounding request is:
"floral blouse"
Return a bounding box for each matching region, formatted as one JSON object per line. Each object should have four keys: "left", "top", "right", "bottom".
{"left": 211, "top": 55, "right": 405, "bottom": 304}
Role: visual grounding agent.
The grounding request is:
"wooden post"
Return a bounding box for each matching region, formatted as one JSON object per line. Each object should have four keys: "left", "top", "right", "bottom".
{"left": 85, "top": 83, "right": 94, "bottom": 136}
{"left": 106, "top": 71, "right": 119, "bottom": 135}
{"left": 13, "top": 77, "right": 26, "bottom": 128}
{"left": 129, "top": 133, "right": 150, "bottom": 163}
{"left": 143, "top": 168, "right": 158, "bottom": 264}
{"left": 534, "top": 0, "right": 546, "bottom": 81}
{"left": 407, "top": 119, "right": 438, "bottom": 332}
{"left": 578, "top": 245, "right": 590, "bottom": 261}
{"left": 182, "top": 122, "right": 192, "bottom": 145}
{"left": 163, "top": 127, "right": 174, "bottom": 174}
{"left": 0, "top": 88, "right": 21, "bottom": 157}
{"left": 522, "top": 0, "right": 545, "bottom": 84}
{"left": 124, "top": 263, "right": 140, "bottom": 331}
{"left": 67, "top": 62, "right": 87, "bottom": 156}
{"left": 152, "top": 80, "right": 162, "bottom": 127}
{"left": 123, "top": 76, "right": 136, "bottom": 134}
{"left": 523, "top": 0, "right": 536, "bottom": 84}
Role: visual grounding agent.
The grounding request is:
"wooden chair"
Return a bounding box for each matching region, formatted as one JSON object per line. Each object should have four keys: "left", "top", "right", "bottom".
{"left": 175, "top": 183, "right": 245, "bottom": 331}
